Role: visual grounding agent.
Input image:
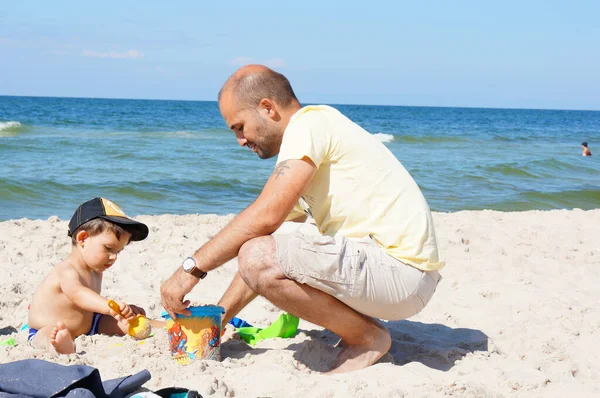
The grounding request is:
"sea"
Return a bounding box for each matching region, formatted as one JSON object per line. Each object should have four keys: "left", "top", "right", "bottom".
{"left": 1, "top": 96, "right": 598, "bottom": 221}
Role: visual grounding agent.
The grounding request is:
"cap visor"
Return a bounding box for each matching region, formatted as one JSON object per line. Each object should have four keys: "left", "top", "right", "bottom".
{"left": 100, "top": 216, "right": 149, "bottom": 241}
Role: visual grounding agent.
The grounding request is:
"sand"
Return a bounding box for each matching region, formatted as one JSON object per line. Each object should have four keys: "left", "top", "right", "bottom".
{"left": 1, "top": 209, "right": 599, "bottom": 397}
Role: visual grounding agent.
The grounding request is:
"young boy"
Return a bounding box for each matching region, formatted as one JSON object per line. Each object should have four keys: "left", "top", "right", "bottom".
{"left": 27, "top": 197, "right": 150, "bottom": 354}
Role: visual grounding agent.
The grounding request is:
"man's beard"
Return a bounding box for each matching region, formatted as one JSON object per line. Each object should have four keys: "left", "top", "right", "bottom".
{"left": 254, "top": 119, "right": 280, "bottom": 159}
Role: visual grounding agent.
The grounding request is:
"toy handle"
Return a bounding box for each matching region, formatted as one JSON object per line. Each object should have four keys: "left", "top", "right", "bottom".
{"left": 107, "top": 300, "right": 123, "bottom": 317}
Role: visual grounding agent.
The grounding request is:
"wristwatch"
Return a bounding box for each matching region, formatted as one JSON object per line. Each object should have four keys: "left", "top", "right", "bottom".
{"left": 182, "top": 257, "right": 207, "bottom": 279}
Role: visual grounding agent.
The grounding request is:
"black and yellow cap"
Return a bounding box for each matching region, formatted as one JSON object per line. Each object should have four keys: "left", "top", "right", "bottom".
{"left": 68, "top": 197, "right": 149, "bottom": 241}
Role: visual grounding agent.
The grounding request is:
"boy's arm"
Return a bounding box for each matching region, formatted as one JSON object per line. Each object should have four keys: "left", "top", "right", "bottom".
{"left": 58, "top": 267, "right": 111, "bottom": 316}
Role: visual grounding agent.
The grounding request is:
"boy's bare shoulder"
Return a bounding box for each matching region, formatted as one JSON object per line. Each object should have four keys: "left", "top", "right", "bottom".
{"left": 32, "top": 260, "right": 78, "bottom": 294}
{"left": 52, "top": 260, "right": 83, "bottom": 280}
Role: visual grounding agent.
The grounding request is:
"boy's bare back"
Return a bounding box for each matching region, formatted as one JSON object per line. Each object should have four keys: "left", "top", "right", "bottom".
{"left": 28, "top": 260, "right": 103, "bottom": 337}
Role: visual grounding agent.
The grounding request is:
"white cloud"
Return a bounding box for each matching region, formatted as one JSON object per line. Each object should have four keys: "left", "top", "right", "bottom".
{"left": 230, "top": 56, "right": 253, "bottom": 66}
{"left": 81, "top": 49, "right": 144, "bottom": 59}
{"left": 264, "top": 58, "right": 286, "bottom": 68}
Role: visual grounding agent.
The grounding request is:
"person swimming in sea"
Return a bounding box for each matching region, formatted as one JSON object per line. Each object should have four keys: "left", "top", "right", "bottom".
{"left": 581, "top": 142, "right": 592, "bottom": 157}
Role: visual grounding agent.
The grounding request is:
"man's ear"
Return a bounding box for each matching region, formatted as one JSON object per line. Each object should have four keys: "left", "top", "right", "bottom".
{"left": 259, "top": 98, "right": 279, "bottom": 120}
{"left": 76, "top": 230, "right": 89, "bottom": 246}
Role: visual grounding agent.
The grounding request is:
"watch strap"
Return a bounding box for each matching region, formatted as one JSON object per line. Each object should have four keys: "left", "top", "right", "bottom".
{"left": 184, "top": 257, "right": 208, "bottom": 279}
{"left": 190, "top": 265, "right": 207, "bottom": 279}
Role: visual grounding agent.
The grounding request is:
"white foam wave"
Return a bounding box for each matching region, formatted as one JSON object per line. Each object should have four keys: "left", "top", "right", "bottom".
{"left": 373, "top": 133, "right": 394, "bottom": 143}
{"left": 0, "top": 121, "right": 22, "bottom": 131}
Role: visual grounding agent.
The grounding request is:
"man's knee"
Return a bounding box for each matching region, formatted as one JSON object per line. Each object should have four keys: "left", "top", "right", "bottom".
{"left": 237, "top": 236, "right": 280, "bottom": 291}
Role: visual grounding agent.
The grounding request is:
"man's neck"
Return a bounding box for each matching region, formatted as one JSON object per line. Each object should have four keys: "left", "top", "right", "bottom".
{"left": 280, "top": 102, "right": 303, "bottom": 125}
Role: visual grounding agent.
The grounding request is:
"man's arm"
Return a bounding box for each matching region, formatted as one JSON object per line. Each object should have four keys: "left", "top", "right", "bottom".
{"left": 193, "top": 157, "right": 315, "bottom": 272}
{"left": 160, "top": 157, "right": 316, "bottom": 317}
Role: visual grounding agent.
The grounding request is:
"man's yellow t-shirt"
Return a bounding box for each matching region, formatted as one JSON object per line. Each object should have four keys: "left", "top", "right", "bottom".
{"left": 276, "top": 105, "right": 444, "bottom": 271}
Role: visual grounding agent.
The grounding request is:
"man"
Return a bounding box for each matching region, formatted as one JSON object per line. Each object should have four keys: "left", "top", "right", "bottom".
{"left": 582, "top": 142, "right": 592, "bottom": 156}
{"left": 160, "top": 65, "right": 444, "bottom": 373}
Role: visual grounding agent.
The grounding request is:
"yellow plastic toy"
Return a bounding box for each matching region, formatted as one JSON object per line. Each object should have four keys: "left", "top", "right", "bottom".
{"left": 108, "top": 300, "right": 152, "bottom": 340}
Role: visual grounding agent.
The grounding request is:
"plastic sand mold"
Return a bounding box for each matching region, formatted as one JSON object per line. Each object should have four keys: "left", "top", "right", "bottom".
{"left": 237, "top": 313, "right": 299, "bottom": 345}
{"left": 0, "top": 337, "right": 16, "bottom": 347}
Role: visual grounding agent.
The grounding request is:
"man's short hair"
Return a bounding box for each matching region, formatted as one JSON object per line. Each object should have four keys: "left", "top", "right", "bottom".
{"left": 220, "top": 68, "right": 298, "bottom": 110}
{"left": 71, "top": 218, "right": 129, "bottom": 245}
{"left": 582, "top": 142, "right": 588, "bottom": 147}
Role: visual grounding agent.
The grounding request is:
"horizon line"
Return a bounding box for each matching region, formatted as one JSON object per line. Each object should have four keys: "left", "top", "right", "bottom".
{"left": 0, "top": 94, "right": 598, "bottom": 113}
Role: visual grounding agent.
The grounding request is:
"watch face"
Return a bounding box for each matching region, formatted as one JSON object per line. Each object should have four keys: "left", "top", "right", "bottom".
{"left": 182, "top": 257, "right": 196, "bottom": 272}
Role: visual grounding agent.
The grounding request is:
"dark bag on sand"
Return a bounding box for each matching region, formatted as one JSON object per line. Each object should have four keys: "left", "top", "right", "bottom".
{"left": 153, "top": 388, "right": 202, "bottom": 398}
{"left": 0, "top": 359, "right": 151, "bottom": 398}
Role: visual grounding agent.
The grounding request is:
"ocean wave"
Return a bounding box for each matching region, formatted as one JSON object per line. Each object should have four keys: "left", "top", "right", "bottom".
{"left": 0, "top": 177, "right": 264, "bottom": 220}
{"left": 395, "top": 134, "right": 468, "bottom": 144}
{"left": 373, "top": 133, "right": 395, "bottom": 143}
{"left": 0, "top": 121, "right": 22, "bottom": 131}
{"left": 376, "top": 132, "right": 457, "bottom": 144}
{"left": 104, "top": 130, "right": 225, "bottom": 140}
{"left": 0, "top": 178, "right": 263, "bottom": 204}
{"left": 0, "top": 121, "right": 27, "bottom": 136}
{"left": 528, "top": 158, "right": 582, "bottom": 172}
{"left": 140, "top": 130, "right": 206, "bottom": 139}
{"left": 493, "top": 189, "right": 600, "bottom": 211}
{"left": 484, "top": 164, "right": 540, "bottom": 179}
{"left": 491, "top": 135, "right": 525, "bottom": 142}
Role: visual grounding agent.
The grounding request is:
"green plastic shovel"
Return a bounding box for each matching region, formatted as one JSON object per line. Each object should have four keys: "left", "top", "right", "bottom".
{"left": 237, "top": 313, "right": 299, "bottom": 345}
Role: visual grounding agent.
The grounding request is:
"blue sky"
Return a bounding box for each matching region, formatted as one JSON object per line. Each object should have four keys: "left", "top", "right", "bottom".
{"left": 0, "top": 1, "right": 598, "bottom": 110}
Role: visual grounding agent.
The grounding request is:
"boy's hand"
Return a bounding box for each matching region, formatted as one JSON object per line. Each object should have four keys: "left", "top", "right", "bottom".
{"left": 108, "top": 301, "right": 136, "bottom": 325}
{"left": 119, "top": 303, "right": 135, "bottom": 320}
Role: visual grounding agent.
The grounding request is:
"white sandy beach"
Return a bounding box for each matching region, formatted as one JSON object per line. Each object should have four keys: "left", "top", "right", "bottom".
{"left": 1, "top": 209, "right": 599, "bottom": 397}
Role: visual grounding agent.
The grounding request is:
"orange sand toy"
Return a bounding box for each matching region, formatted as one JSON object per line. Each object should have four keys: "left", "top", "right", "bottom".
{"left": 107, "top": 300, "right": 152, "bottom": 340}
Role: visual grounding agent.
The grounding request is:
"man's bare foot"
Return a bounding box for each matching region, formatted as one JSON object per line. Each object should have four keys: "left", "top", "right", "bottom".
{"left": 326, "top": 325, "right": 391, "bottom": 374}
{"left": 48, "top": 322, "right": 75, "bottom": 354}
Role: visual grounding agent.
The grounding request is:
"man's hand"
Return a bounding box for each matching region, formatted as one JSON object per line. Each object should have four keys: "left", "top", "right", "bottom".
{"left": 160, "top": 268, "right": 199, "bottom": 319}
{"left": 129, "top": 304, "right": 146, "bottom": 317}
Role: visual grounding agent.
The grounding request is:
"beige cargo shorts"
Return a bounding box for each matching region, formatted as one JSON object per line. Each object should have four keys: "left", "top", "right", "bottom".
{"left": 273, "top": 221, "right": 442, "bottom": 321}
